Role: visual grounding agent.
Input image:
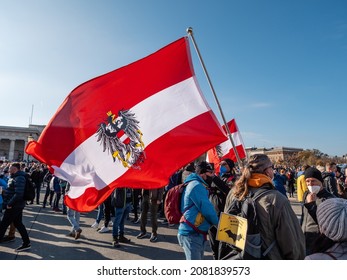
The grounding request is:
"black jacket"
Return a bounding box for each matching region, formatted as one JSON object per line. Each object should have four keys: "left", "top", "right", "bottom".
{"left": 3, "top": 170, "right": 26, "bottom": 209}
{"left": 208, "top": 175, "right": 231, "bottom": 217}
{"left": 301, "top": 188, "right": 335, "bottom": 254}
{"left": 322, "top": 172, "right": 339, "bottom": 197}
{"left": 112, "top": 188, "right": 132, "bottom": 208}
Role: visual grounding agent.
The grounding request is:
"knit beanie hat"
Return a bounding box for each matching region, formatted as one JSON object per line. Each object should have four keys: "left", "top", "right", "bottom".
{"left": 304, "top": 167, "right": 323, "bottom": 183}
{"left": 222, "top": 158, "right": 235, "bottom": 170}
{"left": 195, "top": 161, "right": 213, "bottom": 174}
{"left": 317, "top": 198, "right": 347, "bottom": 242}
{"left": 184, "top": 162, "right": 195, "bottom": 172}
{"left": 247, "top": 154, "right": 272, "bottom": 173}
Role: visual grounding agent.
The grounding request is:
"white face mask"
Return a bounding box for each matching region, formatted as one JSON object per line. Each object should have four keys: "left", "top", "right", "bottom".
{"left": 308, "top": 185, "right": 321, "bottom": 194}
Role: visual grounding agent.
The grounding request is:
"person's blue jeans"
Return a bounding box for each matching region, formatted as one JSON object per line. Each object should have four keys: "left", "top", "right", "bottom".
{"left": 53, "top": 191, "right": 61, "bottom": 209}
{"left": 96, "top": 204, "right": 104, "bottom": 223}
{"left": 67, "top": 207, "right": 80, "bottom": 232}
{"left": 177, "top": 232, "right": 206, "bottom": 260}
{"left": 112, "top": 202, "right": 131, "bottom": 238}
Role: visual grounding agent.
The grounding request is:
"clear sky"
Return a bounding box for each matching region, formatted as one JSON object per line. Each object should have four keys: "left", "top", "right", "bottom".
{"left": 1, "top": 0, "right": 346, "bottom": 157}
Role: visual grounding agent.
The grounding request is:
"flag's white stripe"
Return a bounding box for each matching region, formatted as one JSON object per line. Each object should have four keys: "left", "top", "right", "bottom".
{"left": 232, "top": 131, "right": 242, "bottom": 146}
{"left": 54, "top": 77, "right": 209, "bottom": 198}
{"left": 119, "top": 134, "right": 128, "bottom": 143}
{"left": 220, "top": 131, "right": 242, "bottom": 155}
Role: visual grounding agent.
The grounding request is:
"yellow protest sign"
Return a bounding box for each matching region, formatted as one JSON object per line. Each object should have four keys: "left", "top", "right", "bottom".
{"left": 216, "top": 212, "right": 247, "bottom": 251}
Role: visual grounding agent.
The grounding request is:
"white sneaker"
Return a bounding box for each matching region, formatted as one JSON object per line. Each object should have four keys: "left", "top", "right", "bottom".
{"left": 98, "top": 226, "right": 109, "bottom": 233}
{"left": 109, "top": 221, "right": 113, "bottom": 227}
{"left": 91, "top": 222, "right": 99, "bottom": 229}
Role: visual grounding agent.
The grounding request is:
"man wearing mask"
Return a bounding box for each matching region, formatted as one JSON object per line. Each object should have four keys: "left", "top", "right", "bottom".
{"left": 219, "top": 158, "right": 237, "bottom": 187}
{"left": 301, "top": 167, "right": 335, "bottom": 255}
{"left": 207, "top": 158, "right": 235, "bottom": 259}
{"left": 208, "top": 159, "right": 234, "bottom": 217}
{"left": 177, "top": 161, "right": 218, "bottom": 260}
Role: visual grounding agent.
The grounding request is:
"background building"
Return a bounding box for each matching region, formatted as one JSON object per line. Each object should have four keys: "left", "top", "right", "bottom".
{"left": 0, "top": 124, "right": 304, "bottom": 164}
{"left": 0, "top": 125, "right": 45, "bottom": 161}
{"left": 246, "top": 146, "right": 303, "bottom": 164}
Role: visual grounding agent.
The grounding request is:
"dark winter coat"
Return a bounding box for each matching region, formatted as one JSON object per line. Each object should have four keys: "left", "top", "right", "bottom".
{"left": 3, "top": 170, "right": 26, "bottom": 209}
{"left": 301, "top": 188, "right": 335, "bottom": 255}
{"left": 322, "top": 171, "right": 339, "bottom": 197}
{"left": 112, "top": 187, "right": 133, "bottom": 208}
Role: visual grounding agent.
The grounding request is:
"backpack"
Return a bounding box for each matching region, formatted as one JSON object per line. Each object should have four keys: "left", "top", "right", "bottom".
{"left": 164, "top": 183, "right": 188, "bottom": 224}
{"left": 23, "top": 174, "right": 36, "bottom": 201}
{"left": 217, "top": 188, "right": 276, "bottom": 260}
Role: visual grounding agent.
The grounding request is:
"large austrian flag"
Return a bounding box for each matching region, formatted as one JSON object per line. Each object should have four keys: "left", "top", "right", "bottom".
{"left": 207, "top": 119, "right": 246, "bottom": 170}
{"left": 26, "top": 37, "right": 226, "bottom": 212}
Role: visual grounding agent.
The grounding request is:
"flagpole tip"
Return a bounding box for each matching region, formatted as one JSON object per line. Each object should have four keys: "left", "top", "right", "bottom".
{"left": 186, "top": 27, "right": 193, "bottom": 35}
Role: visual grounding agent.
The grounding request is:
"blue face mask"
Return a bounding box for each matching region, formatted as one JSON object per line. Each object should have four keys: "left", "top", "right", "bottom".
{"left": 219, "top": 165, "right": 227, "bottom": 176}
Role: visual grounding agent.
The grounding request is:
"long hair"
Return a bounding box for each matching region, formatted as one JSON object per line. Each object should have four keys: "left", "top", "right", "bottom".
{"left": 233, "top": 166, "right": 252, "bottom": 200}
{"left": 232, "top": 154, "right": 272, "bottom": 201}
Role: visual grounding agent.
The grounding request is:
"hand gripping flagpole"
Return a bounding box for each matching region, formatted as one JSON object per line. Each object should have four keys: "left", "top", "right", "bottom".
{"left": 186, "top": 27, "right": 243, "bottom": 167}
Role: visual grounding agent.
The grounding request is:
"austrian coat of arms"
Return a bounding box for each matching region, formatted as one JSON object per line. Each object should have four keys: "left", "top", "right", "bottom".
{"left": 96, "top": 109, "right": 145, "bottom": 169}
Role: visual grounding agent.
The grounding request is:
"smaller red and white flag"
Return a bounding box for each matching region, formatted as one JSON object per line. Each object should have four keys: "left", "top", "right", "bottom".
{"left": 207, "top": 119, "right": 246, "bottom": 171}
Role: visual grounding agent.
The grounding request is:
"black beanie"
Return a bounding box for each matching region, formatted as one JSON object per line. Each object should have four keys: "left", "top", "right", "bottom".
{"left": 304, "top": 167, "right": 323, "bottom": 183}
{"left": 195, "top": 161, "right": 213, "bottom": 174}
{"left": 223, "top": 158, "right": 235, "bottom": 169}
{"left": 184, "top": 162, "right": 195, "bottom": 172}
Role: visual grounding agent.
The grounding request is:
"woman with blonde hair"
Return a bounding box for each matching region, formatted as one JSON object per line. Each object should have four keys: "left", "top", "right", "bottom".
{"left": 221, "top": 154, "right": 305, "bottom": 259}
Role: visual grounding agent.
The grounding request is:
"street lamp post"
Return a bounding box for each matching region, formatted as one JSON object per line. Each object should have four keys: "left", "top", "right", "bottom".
{"left": 27, "top": 134, "right": 34, "bottom": 162}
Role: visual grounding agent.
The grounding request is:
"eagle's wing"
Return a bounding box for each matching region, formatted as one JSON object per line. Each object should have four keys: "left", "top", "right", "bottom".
{"left": 216, "top": 145, "right": 223, "bottom": 158}
{"left": 96, "top": 124, "right": 125, "bottom": 161}
{"left": 121, "top": 110, "right": 141, "bottom": 142}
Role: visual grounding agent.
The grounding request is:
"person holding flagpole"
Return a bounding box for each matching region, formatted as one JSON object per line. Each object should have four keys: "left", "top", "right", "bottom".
{"left": 207, "top": 158, "right": 236, "bottom": 259}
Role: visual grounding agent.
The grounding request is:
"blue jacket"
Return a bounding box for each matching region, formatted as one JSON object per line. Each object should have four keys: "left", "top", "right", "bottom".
{"left": 178, "top": 173, "right": 218, "bottom": 235}
{"left": 272, "top": 173, "right": 287, "bottom": 197}
{"left": 3, "top": 170, "right": 26, "bottom": 209}
{"left": 0, "top": 177, "right": 7, "bottom": 205}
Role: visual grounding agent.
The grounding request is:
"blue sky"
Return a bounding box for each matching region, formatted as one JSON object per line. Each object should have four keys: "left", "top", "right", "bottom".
{"left": 0, "top": 0, "right": 346, "bottom": 156}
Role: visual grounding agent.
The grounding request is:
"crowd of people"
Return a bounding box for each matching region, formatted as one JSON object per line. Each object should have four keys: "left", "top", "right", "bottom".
{"left": 0, "top": 156, "right": 346, "bottom": 260}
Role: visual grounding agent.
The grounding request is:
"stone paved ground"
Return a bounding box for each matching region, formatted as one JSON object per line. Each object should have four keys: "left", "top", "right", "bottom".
{"left": 0, "top": 192, "right": 301, "bottom": 260}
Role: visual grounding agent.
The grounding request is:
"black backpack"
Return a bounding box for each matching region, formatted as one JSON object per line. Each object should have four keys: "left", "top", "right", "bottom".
{"left": 23, "top": 174, "right": 36, "bottom": 201}
{"left": 217, "top": 188, "right": 276, "bottom": 260}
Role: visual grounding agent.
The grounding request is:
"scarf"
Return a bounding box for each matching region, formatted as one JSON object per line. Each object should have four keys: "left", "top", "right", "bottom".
{"left": 248, "top": 173, "right": 274, "bottom": 188}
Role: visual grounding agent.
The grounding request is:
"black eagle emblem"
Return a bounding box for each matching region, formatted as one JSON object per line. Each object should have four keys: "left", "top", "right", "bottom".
{"left": 96, "top": 109, "right": 145, "bottom": 169}
{"left": 216, "top": 144, "right": 223, "bottom": 158}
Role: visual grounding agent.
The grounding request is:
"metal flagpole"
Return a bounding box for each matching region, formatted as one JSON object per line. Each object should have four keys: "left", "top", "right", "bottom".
{"left": 186, "top": 27, "right": 243, "bottom": 167}
{"left": 30, "top": 104, "right": 34, "bottom": 125}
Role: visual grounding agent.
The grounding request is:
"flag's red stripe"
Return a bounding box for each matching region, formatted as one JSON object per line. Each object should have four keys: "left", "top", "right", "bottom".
{"left": 222, "top": 145, "right": 246, "bottom": 162}
{"left": 64, "top": 111, "right": 224, "bottom": 212}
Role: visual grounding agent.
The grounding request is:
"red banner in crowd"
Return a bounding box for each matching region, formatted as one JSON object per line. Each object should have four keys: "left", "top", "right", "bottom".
{"left": 207, "top": 119, "right": 246, "bottom": 172}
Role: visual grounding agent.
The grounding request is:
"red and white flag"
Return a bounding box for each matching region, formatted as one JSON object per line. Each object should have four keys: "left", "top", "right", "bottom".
{"left": 26, "top": 37, "right": 226, "bottom": 212}
{"left": 207, "top": 119, "right": 246, "bottom": 171}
